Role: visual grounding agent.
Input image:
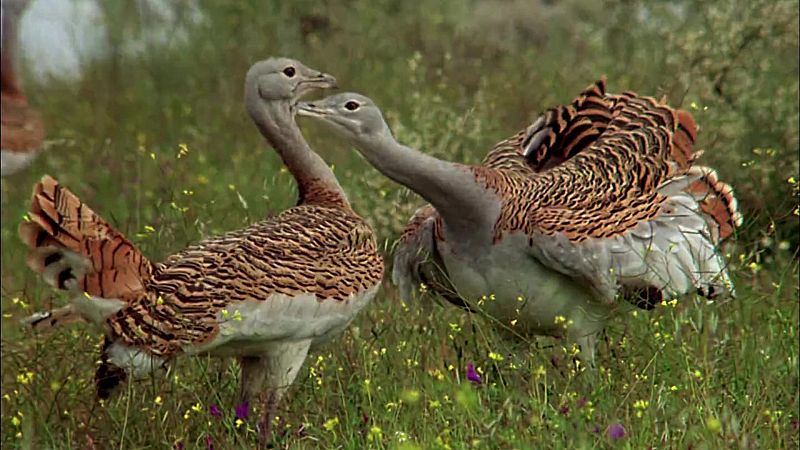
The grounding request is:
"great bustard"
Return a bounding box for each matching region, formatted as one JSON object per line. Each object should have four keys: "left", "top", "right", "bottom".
{"left": 393, "top": 81, "right": 624, "bottom": 310}
{"left": 1, "top": 0, "right": 44, "bottom": 177}
{"left": 19, "top": 58, "right": 384, "bottom": 446}
{"left": 297, "top": 84, "right": 741, "bottom": 363}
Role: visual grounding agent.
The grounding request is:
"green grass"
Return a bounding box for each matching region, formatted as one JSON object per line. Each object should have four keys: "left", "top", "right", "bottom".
{"left": 2, "top": 0, "right": 798, "bottom": 448}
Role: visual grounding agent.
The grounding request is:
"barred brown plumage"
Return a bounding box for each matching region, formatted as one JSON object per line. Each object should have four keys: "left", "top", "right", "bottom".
{"left": 19, "top": 57, "right": 383, "bottom": 448}
{"left": 394, "top": 79, "right": 619, "bottom": 309}
{"left": 298, "top": 81, "right": 741, "bottom": 363}
{"left": 473, "top": 92, "right": 735, "bottom": 243}
{"left": 20, "top": 176, "right": 153, "bottom": 299}
{"left": 103, "top": 203, "right": 383, "bottom": 358}
{"left": 482, "top": 78, "right": 613, "bottom": 173}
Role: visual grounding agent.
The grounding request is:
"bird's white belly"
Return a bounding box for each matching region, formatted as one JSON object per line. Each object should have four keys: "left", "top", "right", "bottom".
{"left": 438, "top": 235, "right": 614, "bottom": 337}
{"left": 193, "top": 283, "right": 381, "bottom": 357}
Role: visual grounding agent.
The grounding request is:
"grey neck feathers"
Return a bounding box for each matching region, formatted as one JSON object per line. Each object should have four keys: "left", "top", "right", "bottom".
{"left": 256, "top": 102, "right": 348, "bottom": 207}
{"left": 358, "top": 132, "right": 499, "bottom": 236}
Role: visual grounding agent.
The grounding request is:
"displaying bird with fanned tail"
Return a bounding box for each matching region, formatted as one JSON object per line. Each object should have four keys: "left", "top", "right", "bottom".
{"left": 393, "top": 80, "right": 621, "bottom": 311}
{"left": 298, "top": 82, "right": 741, "bottom": 363}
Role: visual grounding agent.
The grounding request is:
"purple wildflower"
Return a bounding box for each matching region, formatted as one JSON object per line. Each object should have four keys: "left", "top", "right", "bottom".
{"left": 235, "top": 401, "right": 250, "bottom": 420}
{"left": 208, "top": 404, "right": 222, "bottom": 418}
{"left": 607, "top": 423, "right": 626, "bottom": 440}
{"left": 205, "top": 435, "right": 214, "bottom": 450}
{"left": 466, "top": 362, "right": 482, "bottom": 384}
{"left": 173, "top": 442, "right": 184, "bottom": 450}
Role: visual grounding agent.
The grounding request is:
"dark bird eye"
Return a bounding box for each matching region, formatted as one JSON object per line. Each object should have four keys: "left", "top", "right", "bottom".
{"left": 283, "top": 66, "right": 296, "bottom": 77}
{"left": 345, "top": 101, "right": 360, "bottom": 111}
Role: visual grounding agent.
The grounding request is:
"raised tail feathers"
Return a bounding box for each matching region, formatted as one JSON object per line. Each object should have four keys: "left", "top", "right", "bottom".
{"left": 670, "top": 109, "right": 699, "bottom": 170}
{"left": 683, "top": 166, "right": 743, "bottom": 242}
{"left": 18, "top": 176, "right": 152, "bottom": 327}
{"left": 523, "top": 78, "right": 613, "bottom": 172}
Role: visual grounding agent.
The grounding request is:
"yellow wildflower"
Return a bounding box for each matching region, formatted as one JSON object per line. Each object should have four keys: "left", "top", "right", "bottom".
{"left": 322, "top": 417, "right": 339, "bottom": 431}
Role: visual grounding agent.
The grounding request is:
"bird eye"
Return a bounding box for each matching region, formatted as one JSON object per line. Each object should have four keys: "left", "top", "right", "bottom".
{"left": 344, "top": 101, "right": 360, "bottom": 111}
{"left": 283, "top": 66, "right": 296, "bottom": 77}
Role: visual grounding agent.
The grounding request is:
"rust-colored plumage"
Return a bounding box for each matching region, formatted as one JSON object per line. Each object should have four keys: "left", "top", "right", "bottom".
{"left": 298, "top": 81, "right": 742, "bottom": 364}
{"left": 20, "top": 62, "right": 384, "bottom": 446}
{"left": 19, "top": 174, "right": 383, "bottom": 355}
{"left": 105, "top": 201, "right": 383, "bottom": 359}
{"left": 399, "top": 80, "right": 617, "bottom": 255}
{"left": 19, "top": 176, "right": 153, "bottom": 301}
{"left": 395, "top": 81, "right": 618, "bottom": 304}
{"left": 395, "top": 79, "right": 741, "bottom": 309}
{"left": 473, "top": 89, "right": 737, "bottom": 244}
{"left": 684, "top": 166, "right": 741, "bottom": 241}
{"left": 481, "top": 79, "right": 612, "bottom": 173}
{"left": 1, "top": 95, "right": 44, "bottom": 155}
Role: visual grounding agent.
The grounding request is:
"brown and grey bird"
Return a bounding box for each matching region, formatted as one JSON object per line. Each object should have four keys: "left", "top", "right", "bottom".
{"left": 19, "top": 57, "right": 384, "bottom": 446}
{"left": 297, "top": 84, "right": 741, "bottom": 363}
{"left": 1, "top": 0, "right": 44, "bottom": 177}
{"left": 393, "top": 81, "right": 623, "bottom": 310}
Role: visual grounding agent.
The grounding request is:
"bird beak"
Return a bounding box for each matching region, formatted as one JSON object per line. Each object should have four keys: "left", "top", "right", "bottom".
{"left": 296, "top": 72, "right": 337, "bottom": 94}
{"left": 310, "top": 72, "right": 337, "bottom": 90}
{"left": 296, "top": 101, "right": 332, "bottom": 118}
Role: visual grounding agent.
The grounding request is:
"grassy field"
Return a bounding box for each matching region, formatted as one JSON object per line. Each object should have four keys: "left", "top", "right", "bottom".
{"left": 1, "top": 0, "right": 798, "bottom": 448}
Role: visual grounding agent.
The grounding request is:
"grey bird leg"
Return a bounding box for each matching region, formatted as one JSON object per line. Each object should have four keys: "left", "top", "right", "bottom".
{"left": 238, "top": 340, "right": 312, "bottom": 449}
{"left": 258, "top": 390, "right": 282, "bottom": 447}
{"left": 239, "top": 356, "right": 268, "bottom": 405}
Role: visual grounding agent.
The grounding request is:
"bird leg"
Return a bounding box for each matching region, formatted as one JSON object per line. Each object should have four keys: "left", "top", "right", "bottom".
{"left": 573, "top": 332, "right": 598, "bottom": 370}
{"left": 238, "top": 340, "right": 312, "bottom": 449}
{"left": 258, "top": 390, "right": 282, "bottom": 447}
{"left": 239, "top": 356, "right": 268, "bottom": 405}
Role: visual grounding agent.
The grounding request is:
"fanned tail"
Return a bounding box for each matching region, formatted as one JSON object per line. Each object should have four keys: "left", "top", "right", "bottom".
{"left": 18, "top": 175, "right": 152, "bottom": 328}
{"left": 513, "top": 84, "right": 741, "bottom": 311}
{"left": 523, "top": 78, "right": 614, "bottom": 171}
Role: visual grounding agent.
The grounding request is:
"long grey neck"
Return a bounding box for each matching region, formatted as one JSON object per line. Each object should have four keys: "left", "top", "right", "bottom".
{"left": 256, "top": 102, "right": 348, "bottom": 208}
{"left": 357, "top": 132, "right": 499, "bottom": 237}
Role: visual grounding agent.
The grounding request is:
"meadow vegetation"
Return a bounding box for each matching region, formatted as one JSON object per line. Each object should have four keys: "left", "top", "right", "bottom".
{"left": 1, "top": 0, "right": 798, "bottom": 448}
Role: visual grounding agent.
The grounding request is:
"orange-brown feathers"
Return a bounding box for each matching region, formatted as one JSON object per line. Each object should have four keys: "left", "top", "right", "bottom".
{"left": 18, "top": 175, "right": 153, "bottom": 299}
{"left": 685, "top": 167, "right": 742, "bottom": 241}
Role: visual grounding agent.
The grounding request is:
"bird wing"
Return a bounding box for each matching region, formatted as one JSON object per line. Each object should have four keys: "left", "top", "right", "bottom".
{"left": 474, "top": 90, "right": 741, "bottom": 305}
{"left": 104, "top": 205, "right": 384, "bottom": 360}
{"left": 481, "top": 79, "right": 615, "bottom": 173}
{"left": 394, "top": 80, "right": 617, "bottom": 303}
{"left": 392, "top": 204, "right": 469, "bottom": 308}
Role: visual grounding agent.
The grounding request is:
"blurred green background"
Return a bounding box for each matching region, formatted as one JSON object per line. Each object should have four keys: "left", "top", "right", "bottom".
{"left": 1, "top": 0, "right": 798, "bottom": 448}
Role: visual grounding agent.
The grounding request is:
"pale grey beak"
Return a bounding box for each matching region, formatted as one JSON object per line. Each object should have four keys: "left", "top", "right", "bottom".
{"left": 299, "top": 72, "right": 337, "bottom": 90}
{"left": 296, "top": 101, "right": 334, "bottom": 118}
{"left": 294, "top": 72, "right": 337, "bottom": 103}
